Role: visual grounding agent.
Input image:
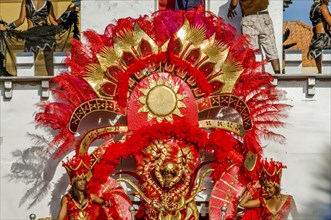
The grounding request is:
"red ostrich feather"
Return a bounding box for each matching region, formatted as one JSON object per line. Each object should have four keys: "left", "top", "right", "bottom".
{"left": 35, "top": 74, "right": 97, "bottom": 157}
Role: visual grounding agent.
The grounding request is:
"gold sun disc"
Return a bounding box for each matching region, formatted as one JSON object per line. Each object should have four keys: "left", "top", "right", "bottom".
{"left": 147, "top": 85, "right": 176, "bottom": 116}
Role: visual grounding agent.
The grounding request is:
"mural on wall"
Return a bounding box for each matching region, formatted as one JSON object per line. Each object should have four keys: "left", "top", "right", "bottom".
{"left": 0, "top": 0, "right": 80, "bottom": 76}
{"left": 6, "top": 6, "right": 299, "bottom": 220}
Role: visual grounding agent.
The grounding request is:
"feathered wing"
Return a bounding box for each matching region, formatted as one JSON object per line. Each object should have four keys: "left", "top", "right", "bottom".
{"left": 35, "top": 74, "right": 97, "bottom": 157}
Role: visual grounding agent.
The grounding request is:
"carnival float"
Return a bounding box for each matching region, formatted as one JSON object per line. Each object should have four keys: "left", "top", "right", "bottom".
{"left": 16, "top": 7, "right": 289, "bottom": 220}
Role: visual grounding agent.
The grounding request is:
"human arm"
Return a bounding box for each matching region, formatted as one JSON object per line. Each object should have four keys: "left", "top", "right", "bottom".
{"left": 0, "top": 0, "right": 26, "bottom": 30}
{"left": 239, "top": 191, "right": 261, "bottom": 208}
{"left": 239, "top": 181, "right": 261, "bottom": 208}
{"left": 91, "top": 193, "right": 112, "bottom": 207}
{"left": 48, "top": 3, "right": 75, "bottom": 26}
{"left": 321, "top": 4, "right": 331, "bottom": 27}
{"left": 56, "top": 195, "right": 68, "bottom": 220}
{"left": 48, "top": 3, "right": 60, "bottom": 26}
{"left": 227, "top": 0, "right": 239, "bottom": 19}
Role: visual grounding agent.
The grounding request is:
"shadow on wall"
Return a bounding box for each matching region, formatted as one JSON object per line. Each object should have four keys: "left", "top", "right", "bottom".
{"left": 303, "top": 145, "right": 331, "bottom": 219}
{"left": 217, "top": 1, "right": 242, "bottom": 32}
{"left": 6, "top": 132, "right": 69, "bottom": 217}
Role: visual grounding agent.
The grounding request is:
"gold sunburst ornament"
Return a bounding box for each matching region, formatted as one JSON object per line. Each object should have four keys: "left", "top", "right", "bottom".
{"left": 138, "top": 75, "right": 187, "bottom": 123}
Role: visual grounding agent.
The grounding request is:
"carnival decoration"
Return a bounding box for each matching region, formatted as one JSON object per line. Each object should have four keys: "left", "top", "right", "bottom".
{"left": 34, "top": 6, "right": 290, "bottom": 219}
{"left": 96, "top": 176, "right": 133, "bottom": 220}
{"left": 209, "top": 165, "right": 248, "bottom": 220}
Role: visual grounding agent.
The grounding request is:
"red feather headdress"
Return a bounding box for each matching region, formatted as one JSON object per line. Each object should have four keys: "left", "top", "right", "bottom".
{"left": 260, "top": 158, "right": 286, "bottom": 187}
{"left": 62, "top": 155, "right": 92, "bottom": 184}
{"left": 34, "top": 7, "right": 290, "bottom": 191}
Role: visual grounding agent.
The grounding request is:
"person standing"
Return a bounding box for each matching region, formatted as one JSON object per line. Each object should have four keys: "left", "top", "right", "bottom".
{"left": 308, "top": 0, "right": 331, "bottom": 73}
{"left": 227, "top": 0, "right": 281, "bottom": 74}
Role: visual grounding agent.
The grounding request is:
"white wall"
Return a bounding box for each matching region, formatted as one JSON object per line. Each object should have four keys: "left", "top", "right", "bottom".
{"left": 0, "top": 83, "right": 55, "bottom": 219}
{"left": 81, "top": 0, "right": 157, "bottom": 33}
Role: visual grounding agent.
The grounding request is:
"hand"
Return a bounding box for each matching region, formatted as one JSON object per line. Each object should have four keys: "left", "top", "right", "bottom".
{"left": 246, "top": 181, "right": 261, "bottom": 197}
{"left": 248, "top": 180, "right": 261, "bottom": 189}
{"left": 103, "top": 200, "right": 112, "bottom": 207}
{"left": 0, "top": 24, "right": 6, "bottom": 31}
{"left": 60, "top": 10, "right": 71, "bottom": 22}
{"left": 253, "top": 181, "right": 261, "bottom": 189}
{"left": 227, "top": 8, "right": 237, "bottom": 19}
{"left": 67, "top": 3, "right": 76, "bottom": 12}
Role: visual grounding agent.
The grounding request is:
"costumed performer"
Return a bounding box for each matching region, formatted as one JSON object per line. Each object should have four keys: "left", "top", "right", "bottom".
{"left": 0, "top": 0, "right": 77, "bottom": 76}
{"left": 239, "top": 158, "right": 299, "bottom": 220}
{"left": 56, "top": 155, "right": 111, "bottom": 220}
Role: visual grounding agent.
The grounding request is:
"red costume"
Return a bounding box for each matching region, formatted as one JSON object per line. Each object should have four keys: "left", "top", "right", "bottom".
{"left": 65, "top": 194, "right": 95, "bottom": 220}
{"left": 259, "top": 195, "right": 295, "bottom": 220}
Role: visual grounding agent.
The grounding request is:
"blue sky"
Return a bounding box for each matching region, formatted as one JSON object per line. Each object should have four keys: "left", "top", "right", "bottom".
{"left": 283, "top": 0, "right": 331, "bottom": 25}
{"left": 283, "top": 0, "right": 312, "bottom": 25}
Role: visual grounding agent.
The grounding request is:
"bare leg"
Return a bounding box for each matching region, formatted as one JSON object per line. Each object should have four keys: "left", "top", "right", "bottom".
{"left": 43, "top": 47, "right": 54, "bottom": 76}
{"left": 315, "top": 55, "right": 322, "bottom": 73}
{"left": 270, "top": 59, "right": 280, "bottom": 74}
